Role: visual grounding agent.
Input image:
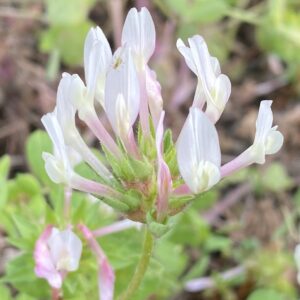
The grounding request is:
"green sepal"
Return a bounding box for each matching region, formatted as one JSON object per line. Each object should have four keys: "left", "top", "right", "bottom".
{"left": 138, "top": 121, "right": 156, "bottom": 159}
{"left": 122, "top": 189, "right": 142, "bottom": 210}
{"left": 163, "top": 130, "right": 179, "bottom": 176}
{"left": 95, "top": 196, "right": 130, "bottom": 213}
{"left": 128, "top": 157, "right": 153, "bottom": 181}
{"left": 146, "top": 211, "right": 171, "bottom": 238}
{"left": 169, "top": 195, "right": 194, "bottom": 210}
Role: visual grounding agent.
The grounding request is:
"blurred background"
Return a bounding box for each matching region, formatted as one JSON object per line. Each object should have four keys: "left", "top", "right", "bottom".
{"left": 0, "top": 0, "right": 300, "bottom": 299}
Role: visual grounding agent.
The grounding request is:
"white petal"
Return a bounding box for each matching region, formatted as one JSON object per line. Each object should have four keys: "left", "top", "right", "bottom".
{"left": 42, "top": 152, "right": 67, "bottom": 184}
{"left": 146, "top": 67, "right": 163, "bottom": 127}
{"left": 55, "top": 75, "right": 112, "bottom": 179}
{"left": 188, "top": 35, "right": 216, "bottom": 89}
{"left": 249, "top": 100, "right": 284, "bottom": 164}
{"left": 48, "top": 228, "right": 82, "bottom": 272}
{"left": 84, "top": 26, "right": 112, "bottom": 86}
{"left": 41, "top": 113, "right": 66, "bottom": 161}
{"left": 105, "top": 47, "right": 140, "bottom": 138}
{"left": 254, "top": 100, "right": 273, "bottom": 145}
{"left": 265, "top": 129, "right": 284, "bottom": 155}
{"left": 205, "top": 74, "right": 231, "bottom": 123}
{"left": 210, "top": 57, "right": 221, "bottom": 76}
{"left": 41, "top": 113, "right": 72, "bottom": 184}
{"left": 68, "top": 75, "right": 88, "bottom": 118}
{"left": 56, "top": 73, "right": 77, "bottom": 134}
{"left": 176, "top": 108, "right": 221, "bottom": 193}
{"left": 295, "top": 244, "right": 300, "bottom": 271}
{"left": 122, "top": 7, "right": 155, "bottom": 66}
{"left": 176, "top": 38, "right": 197, "bottom": 75}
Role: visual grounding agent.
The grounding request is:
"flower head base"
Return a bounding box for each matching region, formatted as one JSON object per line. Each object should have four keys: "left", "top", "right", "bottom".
{"left": 42, "top": 7, "right": 283, "bottom": 232}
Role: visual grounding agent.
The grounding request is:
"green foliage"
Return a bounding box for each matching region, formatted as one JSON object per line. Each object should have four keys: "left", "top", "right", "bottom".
{"left": 250, "top": 249, "right": 296, "bottom": 298}
{"left": 40, "top": 0, "right": 96, "bottom": 67}
{"left": 257, "top": 0, "right": 300, "bottom": 72}
{"left": 247, "top": 289, "right": 285, "bottom": 300}
{"left": 164, "top": 0, "right": 230, "bottom": 24}
{"left": 0, "top": 155, "right": 10, "bottom": 208}
{"left": 25, "top": 130, "right": 53, "bottom": 186}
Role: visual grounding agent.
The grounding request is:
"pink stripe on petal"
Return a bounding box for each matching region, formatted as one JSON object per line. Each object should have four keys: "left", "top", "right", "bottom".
{"left": 99, "top": 258, "right": 115, "bottom": 300}
{"left": 34, "top": 226, "right": 63, "bottom": 289}
{"left": 156, "top": 112, "right": 172, "bottom": 221}
{"left": 173, "top": 184, "right": 191, "bottom": 195}
{"left": 78, "top": 224, "right": 115, "bottom": 300}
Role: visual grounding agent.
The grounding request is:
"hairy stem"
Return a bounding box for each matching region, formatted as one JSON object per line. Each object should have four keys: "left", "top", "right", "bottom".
{"left": 118, "top": 228, "right": 154, "bottom": 300}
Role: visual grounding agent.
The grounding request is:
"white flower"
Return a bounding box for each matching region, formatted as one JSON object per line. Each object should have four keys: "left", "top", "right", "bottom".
{"left": 177, "top": 35, "right": 231, "bottom": 123}
{"left": 176, "top": 108, "right": 221, "bottom": 194}
{"left": 84, "top": 26, "right": 112, "bottom": 106}
{"left": 47, "top": 227, "right": 82, "bottom": 272}
{"left": 220, "top": 100, "right": 284, "bottom": 177}
{"left": 34, "top": 226, "right": 82, "bottom": 289}
{"left": 54, "top": 73, "right": 112, "bottom": 179}
{"left": 41, "top": 112, "right": 73, "bottom": 185}
{"left": 105, "top": 47, "right": 140, "bottom": 139}
{"left": 122, "top": 7, "right": 155, "bottom": 69}
{"left": 250, "top": 100, "right": 284, "bottom": 164}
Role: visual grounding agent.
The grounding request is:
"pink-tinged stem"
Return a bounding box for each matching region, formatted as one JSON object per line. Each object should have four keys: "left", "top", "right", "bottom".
{"left": 138, "top": 69, "right": 150, "bottom": 137}
{"left": 64, "top": 186, "right": 72, "bottom": 221}
{"left": 173, "top": 184, "right": 191, "bottom": 196}
{"left": 123, "top": 128, "right": 140, "bottom": 159}
{"left": 185, "top": 265, "right": 245, "bottom": 292}
{"left": 51, "top": 288, "right": 60, "bottom": 300}
{"left": 71, "top": 175, "right": 120, "bottom": 199}
{"left": 220, "top": 150, "right": 252, "bottom": 178}
{"left": 85, "top": 114, "right": 121, "bottom": 158}
{"left": 93, "top": 220, "right": 142, "bottom": 237}
{"left": 78, "top": 224, "right": 115, "bottom": 300}
{"left": 155, "top": 112, "right": 172, "bottom": 222}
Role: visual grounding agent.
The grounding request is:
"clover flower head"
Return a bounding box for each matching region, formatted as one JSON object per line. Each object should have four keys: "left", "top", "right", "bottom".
{"left": 41, "top": 7, "right": 283, "bottom": 234}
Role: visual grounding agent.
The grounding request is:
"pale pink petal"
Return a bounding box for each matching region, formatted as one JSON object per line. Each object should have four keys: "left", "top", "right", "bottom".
{"left": 34, "top": 226, "right": 63, "bottom": 289}
{"left": 99, "top": 259, "right": 115, "bottom": 300}
{"left": 146, "top": 67, "right": 163, "bottom": 128}
{"left": 156, "top": 112, "right": 172, "bottom": 221}
{"left": 78, "top": 224, "right": 115, "bottom": 300}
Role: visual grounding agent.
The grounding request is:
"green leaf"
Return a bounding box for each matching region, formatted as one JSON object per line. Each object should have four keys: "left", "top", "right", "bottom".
{"left": 8, "top": 173, "right": 42, "bottom": 200}
{"left": 0, "top": 284, "right": 12, "bottom": 300}
{"left": 247, "top": 289, "right": 285, "bottom": 300}
{"left": 204, "top": 234, "right": 232, "bottom": 253}
{"left": 182, "top": 255, "right": 210, "bottom": 281}
{"left": 4, "top": 253, "right": 50, "bottom": 298}
{"left": 257, "top": 1, "right": 300, "bottom": 68}
{"left": 166, "top": 0, "right": 229, "bottom": 24}
{"left": 260, "top": 163, "right": 293, "bottom": 192}
{"left": 168, "top": 210, "right": 210, "bottom": 246}
{"left": 25, "top": 130, "right": 53, "bottom": 186}
{"left": 40, "top": 21, "right": 93, "bottom": 66}
{"left": 0, "top": 155, "right": 10, "bottom": 208}
{"left": 0, "top": 155, "right": 10, "bottom": 179}
{"left": 46, "top": 0, "right": 95, "bottom": 25}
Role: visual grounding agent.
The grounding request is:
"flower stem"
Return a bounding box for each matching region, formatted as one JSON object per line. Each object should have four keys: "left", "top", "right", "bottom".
{"left": 51, "top": 288, "right": 60, "bottom": 300}
{"left": 118, "top": 228, "right": 154, "bottom": 300}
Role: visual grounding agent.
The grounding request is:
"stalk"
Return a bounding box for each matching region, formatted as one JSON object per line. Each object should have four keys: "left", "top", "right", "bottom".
{"left": 118, "top": 228, "right": 154, "bottom": 300}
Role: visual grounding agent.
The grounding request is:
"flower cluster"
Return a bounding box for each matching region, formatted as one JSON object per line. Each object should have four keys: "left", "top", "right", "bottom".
{"left": 36, "top": 6, "right": 284, "bottom": 298}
